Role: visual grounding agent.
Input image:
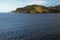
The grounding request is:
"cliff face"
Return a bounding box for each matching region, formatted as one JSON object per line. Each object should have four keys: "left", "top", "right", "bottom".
{"left": 12, "top": 5, "right": 60, "bottom": 13}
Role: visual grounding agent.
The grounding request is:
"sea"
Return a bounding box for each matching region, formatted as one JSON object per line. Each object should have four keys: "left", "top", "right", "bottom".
{"left": 0, "top": 13, "right": 60, "bottom": 40}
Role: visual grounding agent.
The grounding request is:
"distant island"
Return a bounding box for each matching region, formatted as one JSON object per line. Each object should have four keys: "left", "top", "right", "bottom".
{"left": 12, "top": 5, "right": 60, "bottom": 13}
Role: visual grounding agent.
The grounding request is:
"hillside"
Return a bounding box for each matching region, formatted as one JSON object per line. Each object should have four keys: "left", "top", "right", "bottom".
{"left": 12, "top": 5, "right": 60, "bottom": 13}
{"left": 48, "top": 5, "right": 60, "bottom": 13}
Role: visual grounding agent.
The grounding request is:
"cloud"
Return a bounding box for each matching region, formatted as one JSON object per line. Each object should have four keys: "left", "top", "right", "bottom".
{"left": 27, "top": 0, "right": 48, "bottom": 5}
{"left": 0, "top": 0, "right": 23, "bottom": 12}
{"left": 20, "top": 0, "right": 48, "bottom": 6}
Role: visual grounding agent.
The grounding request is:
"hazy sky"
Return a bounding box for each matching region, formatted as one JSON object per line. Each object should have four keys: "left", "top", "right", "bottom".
{"left": 0, "top": 0, "right": 60, "bottom": 12}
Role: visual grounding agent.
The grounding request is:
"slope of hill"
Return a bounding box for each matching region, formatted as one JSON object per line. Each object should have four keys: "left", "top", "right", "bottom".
{"left": 12, "top": 5, "right": 60, "bottom": 13}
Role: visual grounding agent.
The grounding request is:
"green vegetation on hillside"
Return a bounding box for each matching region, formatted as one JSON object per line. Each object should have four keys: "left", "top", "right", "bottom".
{"left": 12, "top": 5, "right": 60, "bottom": 13}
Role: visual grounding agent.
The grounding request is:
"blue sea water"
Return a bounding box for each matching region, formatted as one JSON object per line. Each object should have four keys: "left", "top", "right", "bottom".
{"left": 0, "top": 13, "right": 60, "bottom": 40}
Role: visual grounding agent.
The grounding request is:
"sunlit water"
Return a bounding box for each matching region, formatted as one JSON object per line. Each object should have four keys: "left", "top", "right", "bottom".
{"left": 0, "top": 13, "right": 60, "bottom": 40}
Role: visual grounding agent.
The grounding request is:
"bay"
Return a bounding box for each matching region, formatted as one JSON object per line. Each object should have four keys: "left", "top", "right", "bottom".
{"left": 0, "top": 13, "right": 60, "bottom": 40}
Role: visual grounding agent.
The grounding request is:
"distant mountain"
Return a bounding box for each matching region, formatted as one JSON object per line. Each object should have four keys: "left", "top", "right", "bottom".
{"left": 48, "top": 5, "right": 60, "bottom": 13}
{"left": 12, "top": 5, "right": 60, "bottom": 13}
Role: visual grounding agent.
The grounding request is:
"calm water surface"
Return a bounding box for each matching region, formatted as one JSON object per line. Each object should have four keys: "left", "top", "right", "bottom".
{"left": 0, "top": 13, "right": 60, "bottom": 40}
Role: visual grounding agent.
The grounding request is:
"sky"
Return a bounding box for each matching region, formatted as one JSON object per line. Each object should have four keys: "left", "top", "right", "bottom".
{"left": 0, "top": 0, "right": 60, "bottom": 12}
